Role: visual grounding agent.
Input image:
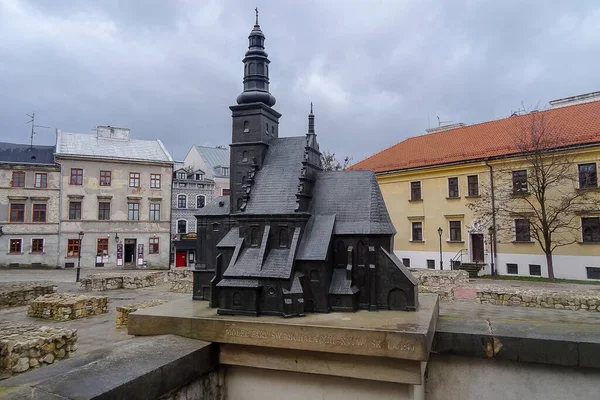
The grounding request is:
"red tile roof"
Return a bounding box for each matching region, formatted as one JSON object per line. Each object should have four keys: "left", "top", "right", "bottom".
{"left": 350, "top": 99, "right": 600, "bottom": 174}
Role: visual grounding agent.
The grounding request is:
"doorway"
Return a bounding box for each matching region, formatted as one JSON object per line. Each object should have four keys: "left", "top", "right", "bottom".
{"left": 176, "top": 251, "right": 187, "bottom": 267}
{"left": 124, "top": 239, "right": 137, "bottom": 265}
{"left": 471, "top": 234, "right": 484, "bottom": 263}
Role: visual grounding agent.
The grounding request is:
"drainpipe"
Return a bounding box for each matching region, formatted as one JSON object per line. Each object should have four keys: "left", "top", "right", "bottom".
{"left": 56, "top": 159, "right": 63, "bottom": 269}
{"left": 485, "top": 159, "right": 497, "bottom": 276}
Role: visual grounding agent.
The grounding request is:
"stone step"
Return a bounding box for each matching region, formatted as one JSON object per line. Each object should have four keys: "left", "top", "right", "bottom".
{"left": 457, "top": 263, "right": 486, "bottom": 279}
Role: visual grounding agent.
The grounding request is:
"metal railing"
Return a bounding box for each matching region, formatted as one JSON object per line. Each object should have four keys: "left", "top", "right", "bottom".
{"left": 451, "top": 248, "right": 468, "bottom": 270}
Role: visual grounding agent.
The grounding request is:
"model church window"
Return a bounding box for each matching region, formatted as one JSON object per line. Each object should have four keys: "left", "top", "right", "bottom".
{"left": 250, "top": 227, "right": 260, "bottom": 247}
{"left": 278, "top": 227, "right": 288, "bottom": 248}
{"left": 243, "top": 121, "right": 249, "bottom": 133}
{"left": 233, "top": 292, "right": 242, "bottom": 307}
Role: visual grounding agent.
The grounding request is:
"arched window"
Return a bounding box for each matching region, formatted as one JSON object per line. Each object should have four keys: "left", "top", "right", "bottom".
{"left": 241, "top": 176, "right": 246, "bottom": 186}
{"left": 258, "top": 63, "right": 264, "bottom": 74}
{"left": 266, "top": 123, "right": 269, "bottom": 134}
{"left": 357, "top": 241, "right": 368, "bottom": 266}
{"left": 310, "top": 270, "right": 319, "bottom": 283}
{"left": 336, "top": 241, "right": 346, "bottom": 266}
{"left": 243, "top": 121, "right": 249, "bottom": 133}
{"left": 177, "top": 194, "right": 187, "bottom": 209}
{"left": 233, "top": 292, "right": 241, "bottom": 308}
{"left": 237, "top": 198, "right": 243, "bottom": 210}
{"left": 250, "top": 227, "right": 259, "bottom": 246}
{"left": 271, "top": 126, "right": 275, "bottom": 136}
{"left": 197, "top": 195, "right": 205, "bottom": 209}
{"left": 265, "top": 64, "right": 268, "bottom": 77}
{"left": 249, "top": 63, "right": 256, "bottom": 74}
{"left": 177, "top": 220, "right": 187, "bottom": 234}
{"left": 279, "top": 227, "right": 288, "bottom": 248}
{"left": 242, "top": 151, "right": 248, "bottom": 162}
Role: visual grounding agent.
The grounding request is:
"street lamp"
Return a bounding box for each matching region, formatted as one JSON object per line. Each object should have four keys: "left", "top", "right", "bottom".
{"left": 488, "top": 226, "right": 495, "bottom": 276}
{"left": 76, "top": 231, "right": 84, "bottom": 282}
{"left": 437, "top": 227, "right": 443, "bottom": 270}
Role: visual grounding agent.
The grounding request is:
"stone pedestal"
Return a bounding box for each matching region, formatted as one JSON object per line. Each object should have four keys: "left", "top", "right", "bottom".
{"left": 129, "top": 294, "right": 438, "bottom": 399}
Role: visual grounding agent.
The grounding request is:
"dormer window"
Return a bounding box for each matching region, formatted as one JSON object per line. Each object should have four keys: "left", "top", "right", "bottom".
{"left": 195, "top": 173, "right": 204, "bottom": 181}
{"left": 177, "top": 172, "right": 186, "bottom": 180}
{"left": 222, "top": 167, "right": 229, "bottom": 177}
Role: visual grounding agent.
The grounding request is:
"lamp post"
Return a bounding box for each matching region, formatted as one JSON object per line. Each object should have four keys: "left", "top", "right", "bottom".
{"left": 488, "top": 226, "right": 495, "bottom": 276}
{"left": 437, "top": 227, "right": 443, "bottom": 270}
{"left": 76, "top": 231, "right": 84, "bottom": 282}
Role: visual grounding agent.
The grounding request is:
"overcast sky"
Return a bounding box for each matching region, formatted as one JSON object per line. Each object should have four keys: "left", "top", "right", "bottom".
{"left": 1, "top": 0, "right": 599, "bottom": 162}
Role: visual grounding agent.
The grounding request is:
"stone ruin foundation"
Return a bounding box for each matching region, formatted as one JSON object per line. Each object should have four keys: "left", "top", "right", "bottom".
{"left": 115, "top": 299, "right": 170, "bottom": 328}
{"left": 0, "top": 283, "right": 57, "bottom": 309}
{"left": 476, "top": 286, "right": 600, "bottom": 311}
{"left": 80, "top": 271, "right": 166, "bottom": 291}
{"left": 167, "top": 268, "right": 193, "bottom": 293}
{"left": 28, "top": 293, "right": 109, "bottom": 321}
{"left": 409, "top": 269, "right": 470, "bottom": 301}
{"left": 0, "top": 322, "right": 77, "bottom": 377}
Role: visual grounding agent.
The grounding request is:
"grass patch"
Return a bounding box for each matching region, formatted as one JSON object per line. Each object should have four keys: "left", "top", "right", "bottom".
{"left": 479, "top": 274, "right": 600, "bottom": 286}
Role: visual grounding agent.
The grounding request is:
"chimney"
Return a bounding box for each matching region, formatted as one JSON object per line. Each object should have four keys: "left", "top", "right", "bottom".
{"left": 96, "top": 126, "right": 130, "bottom": 139}
{"left": 426, "top": 123, "right": 467, "bottom": 134}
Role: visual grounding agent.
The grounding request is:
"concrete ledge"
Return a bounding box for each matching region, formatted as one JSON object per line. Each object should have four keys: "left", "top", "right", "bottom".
{"left": 0, "top": 335, "right": 217, "bottom": 400}
{"left": 434, "top": 307, "right": 600, "bottom": 369}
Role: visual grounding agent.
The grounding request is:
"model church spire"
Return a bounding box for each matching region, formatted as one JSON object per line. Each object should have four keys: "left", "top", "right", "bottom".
{"left": 236, "top": 9, "right": 276, "bottom": 107}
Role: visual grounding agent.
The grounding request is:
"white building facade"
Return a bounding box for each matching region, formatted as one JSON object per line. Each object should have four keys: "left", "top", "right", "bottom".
{"left": 55, "top": 126, "right": 173, "bottom": 269}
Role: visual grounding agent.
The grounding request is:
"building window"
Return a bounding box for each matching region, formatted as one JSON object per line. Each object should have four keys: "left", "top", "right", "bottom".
{"left": 69, "top": 202, "right": 82, "bottom": 220}
{"left": 515, "top": 219, "right": 531, "bottom": 242}
{"left": 582, "top": 217, "right": 600, "bottom": 243}
{"left": 32, "top": 239, "right": 44, "bottom": 253}
{"left": 242, "top": 151, "right": 248, "bottom": 162}
{"left": 100, "top": 171, "right": 111, "bottom": 186}
{"left": 578, "top": 163, "right": 598, "bottom": 189}
{"left": 410, "top": 181, "right": 421, "bottom": 201}
{"left": 9, "top": 239, "right": 22, "bottom": 253}
{"left": 149, "top": 238, "right": 159, "bottom": 254}
{"left": 233, "top": 292, "right": 242, "bottom": 307}
{"left": 426, "top": 259, "right": 435, "bottom": 269}
{"left": 197, "top": 195, "right": 205, "bottom": 209}
{"left": 127, "top": 203, "right": 139, "bottom": 220}
{"left": 129, "top": 172, "right": 140, "bottom": 188}
{"left": 243, "top": 121, "right": 250, "bottom": 133}
{"left": 198, "top": 184, "right": 205, "bottom": 189}
{"left": 529, "top": 264, "right": 541, "bottom": 276}
{"left": 67, "top": 239, "right": 80, "bottom": 257}
{"left": 448, "top": 177, "right": 459, "bottom": 198}
{"left": 150, "top": 174, "right": 161, "bottom": 188}
{"left": 70, "top": 168, "right": 83, "bottom": 185}
{"left": 32, "top": 204, "right": 47, "bottom": 223}
{"left": 467, "top": 175, "right": 479, "bottom": 196}
{"left": 250, "top": 227, "right": 259, "bottom": 246}
{"left": 212, "top": 222, "right": 220, "bottom": 232}
{"left": 98, "top": 202, "right": 111, "bottom": 220}
{"left": 10, "top": 203, "right": 25, "bottom": 222}
{"left": 222, "top": 167, "right": 229, "bottom": 176}
{"left": 97, "top": 238, "right": 109, "bottom": 256}
{"left": 402, "top": 258, "right": 411, "bottom": 267}
{"left": 507, "top": 263, "right": 518, "bottom": 274}
{"left": 411, "top": 222, "right": 423, "bottom": 241}
{"left": 12, "top": 171, "right": 25, "bottom": 187}
{"left": 34, "top": 173, "right": 47, "bottom": 188}
{"left": 177, "top": 220, "right": 187, "bottom": 234}
{"left": 586, "top": 267, "right": 600, "bottom": 280}
{"left": 178, "top": 195, "right": 187, "bottom": 209}
{"left": 279, "top": 227, "right": 288, "bottom": 248}
{"left": 222, "top": 188, "right": 230, "bottom": 196}
{"left": 150, "top": 203, "right": 161, "bottom": 221}
{"left": 195, "top": 173, "right": 203, "bottom": 181}
{"left": 178, "top": 183, "right": 187, "bottom": 188}
{"left": 177, "top": 172, "right": 187, "bottom": 180}
{"left": 512, "top": 170, "right": 527, "bottom": 193}
{"left": 449, "top": 221, "right": 462, "bottom": 241}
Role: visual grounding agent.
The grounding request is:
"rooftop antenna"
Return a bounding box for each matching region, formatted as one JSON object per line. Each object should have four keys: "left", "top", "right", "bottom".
{"left": 437, "top": 116, "right": 453, "bottom": 127}
{"left": 26, "top": 112, "right": 50, "bottom": 148}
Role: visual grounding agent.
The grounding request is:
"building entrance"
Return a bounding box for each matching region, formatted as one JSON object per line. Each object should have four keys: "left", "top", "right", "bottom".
{"left": 124, "top": 239, "right": 137, "bottom": 264}
{"left": 471, "top": 234, "right": 485, "bottom": 263}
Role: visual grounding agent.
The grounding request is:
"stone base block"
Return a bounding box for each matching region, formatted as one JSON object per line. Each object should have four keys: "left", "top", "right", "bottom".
{"left": 0, "top": 283, "right": 57, "bottom": 309}
{"left": 167, "top": 268, "right": 193, "bottom": 293}
{"left": 28, "top": 293, "right": 109, "bottom": 321}
{"left": 116, "top": 299, "right": 170, "bottom": 328}
{"left": 80, "top": 271, "right": 166, "bottom": 291}
{"left": 0, "top": 322, "right": 77, "bottom": 377}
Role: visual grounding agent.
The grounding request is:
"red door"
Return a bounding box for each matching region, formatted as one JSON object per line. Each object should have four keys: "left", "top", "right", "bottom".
{"left": 176, "top": 251, "right": 187, "bottom": 267}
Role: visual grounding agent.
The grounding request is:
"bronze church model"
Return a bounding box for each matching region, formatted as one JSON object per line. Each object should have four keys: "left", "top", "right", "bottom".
{"left": 192, "top": 11, "right": 418, "bottom": 318}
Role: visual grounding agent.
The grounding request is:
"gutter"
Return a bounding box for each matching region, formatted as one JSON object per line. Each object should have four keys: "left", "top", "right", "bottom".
{"left": 56, "top": 157, "right": 63, "bottom": 269}
{"left": 485, "top": 159, "right": 497, "bottom": 276}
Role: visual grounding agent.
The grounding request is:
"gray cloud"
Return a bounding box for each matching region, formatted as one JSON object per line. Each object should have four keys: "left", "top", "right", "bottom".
{"left": 1, "top": 0, "right": 599, "bottom": 161}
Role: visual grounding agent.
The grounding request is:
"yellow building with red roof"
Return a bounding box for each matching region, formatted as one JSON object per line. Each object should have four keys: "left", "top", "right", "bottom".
{"left": 351, "top": 92, "right": 600, "bottom": 280}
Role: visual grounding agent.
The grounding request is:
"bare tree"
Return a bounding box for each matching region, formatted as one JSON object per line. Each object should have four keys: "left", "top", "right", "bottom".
{"left": 468, "top": 111, "right": 594, "bottom": 281}
{"left": 321, "top": 151, "right": 352, "bottom": 171}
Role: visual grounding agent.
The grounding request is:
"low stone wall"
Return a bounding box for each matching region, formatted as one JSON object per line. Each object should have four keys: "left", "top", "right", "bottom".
{"left": 116, "top": 299, "right": 170, "bottom": 328}
{"left": 0, "top": 283, "right": 57, "bottom": 309}
{"left": 0, "top": 322, "right": 77, "bottom": 376}
{"left": 168, "top": 268, "right": 194, "bottom": 293}
{"left": 409, "top": 269, "right": 470, "bottom": 287}
{"left": 28, "top": 293, "right": 109, "bottom": 321}
{"left": 80, "top": 271, "right": 166, "bottom": 291}
{"left": 420, "top": 286, "right": 454, "bottom": 301}
{"left": 475, "top": 287, "right": 600, "bottom": 311}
